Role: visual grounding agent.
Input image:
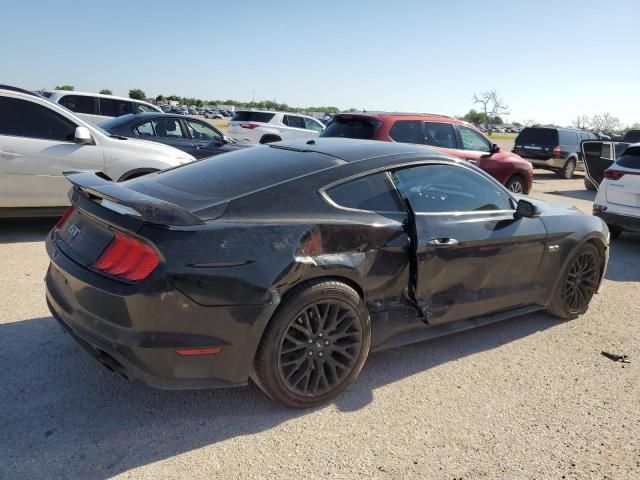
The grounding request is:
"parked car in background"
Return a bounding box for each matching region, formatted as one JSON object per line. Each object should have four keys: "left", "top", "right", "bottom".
{"left": 228, "top": 110, "right": 326, "bottom": 143}
{"left": 513, "top": 127, "right": 597, "bottom": 179}
{"left": 0, "top": 85, "right": 195, "bottom": 216}
{"left": 45, "top": 138, "right": 608, "bottom": 408}
{"left": 160, "top": 104, "right": 172, "bottom": 113}
{"left": 204, "top": 110, "right": 223, "bottom": 119}
{"left": 592, "top": 144, "right": 640, "bottom": 238}
{"left": 42, "top": 90, "right": 162, "bottom": 126}
{"left": 321, "top": 112, "right": 533, "bottom": 193}
{"left": 100, "top": 113, "right": 248, "bottom": 159}
{"left": 219, "top": 110, "right": 233, "bottom": 117}
{"left": 188, "top": 107, "right": 198, "bottom": 115}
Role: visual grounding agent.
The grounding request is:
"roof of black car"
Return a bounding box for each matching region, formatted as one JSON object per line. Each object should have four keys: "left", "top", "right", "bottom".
{"left": 269, "top": 138, "right": 438, "bottom": 162}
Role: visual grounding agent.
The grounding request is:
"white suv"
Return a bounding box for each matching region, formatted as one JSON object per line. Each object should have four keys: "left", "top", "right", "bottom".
{"left": 42, "top": 90, "right": 162, "bottom": 126}
{"left": 592, "top": 144, "right": 640, "bottom": 239}
{"left": 227, "top": 110, "right": 325, "bottom": 144}
{"left": 0, "top": 86, "right": 195, "bottom": 216}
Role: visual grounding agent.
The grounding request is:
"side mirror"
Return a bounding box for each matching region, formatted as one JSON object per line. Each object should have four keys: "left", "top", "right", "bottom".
{"left": 491, "top": 143, "right": 500, "bottom": 154}
{"left": 515, "top": 199, "right": 538, "bottom": 218}
{"left": 74, "top": 126, "right": 93, "bottom": 145}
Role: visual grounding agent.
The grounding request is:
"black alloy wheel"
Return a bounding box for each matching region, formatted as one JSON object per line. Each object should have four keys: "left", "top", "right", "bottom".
{"left": 548, "top": 242, "right": 602, "bottom": 319}
{"left": 563, "top": 250, "right": 598, "bottom": 313}
{"left": 252, "top": 280, "right": 371, "bottom": 408}
{"left": 277, "top": 301, "right": 362, "bottom": 397}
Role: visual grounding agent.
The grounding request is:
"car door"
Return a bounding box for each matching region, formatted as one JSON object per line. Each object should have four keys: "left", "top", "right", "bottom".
{"left": 183, "top": 118, "right": 227, "bottom": 158}
{"left": 140, "top": 117, "right": 193, "bottom": 155}
{"left": 282, "top": 114, "right": 311, "bottom": 139}
{"left": 392, "top": 163, "right": 547, "bottom": 325}
{"left": 454, "top": 124, "right": 493, "bottom": 163}
{"left": 421, "top": 121, "right": 462, "bottom": 157}
{"left": 582, "top": 140, "right": 622, "bottom": 189}
{"left": 0, "top": 96, "right": 105, "bottom": 207}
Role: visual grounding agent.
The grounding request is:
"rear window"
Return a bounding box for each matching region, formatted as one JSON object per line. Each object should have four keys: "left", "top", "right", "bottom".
{"left": 231, "top": 111, "right": 275, "bottom": 123}
{"left": 326, "top": 172, "right": 404, "bottom": 212}
{"left": 516, "top": 128, "right": 558, "bottom": 146}
{"left": 320, "top": 116, "right": 381, "bottom": 139}
{"left": 616, "top": 147, "right": 640, "bottom": 170}
{"left": 127, "top": 145, "right": 343, "bottom": 210}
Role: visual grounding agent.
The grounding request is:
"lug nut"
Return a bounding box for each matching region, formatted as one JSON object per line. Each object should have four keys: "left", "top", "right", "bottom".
{"left": 318, "top": 351, "right": 324, "bottom": 357}
{"left": 308, "top": 351, "right": 313, "bottom": 356}
{"left": 308, "top": 339, "right": 313, "bottom": 344}
{"left": 324, "top": 340, "right": 330, "bottom": 346}
{"left": 318, "top": 332, "right": 324, "bottom": 337}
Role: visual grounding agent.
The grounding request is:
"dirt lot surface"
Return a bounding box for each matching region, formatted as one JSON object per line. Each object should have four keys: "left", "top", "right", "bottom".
{"left": 1, "top": 159, "right": 638, "bottom": 479}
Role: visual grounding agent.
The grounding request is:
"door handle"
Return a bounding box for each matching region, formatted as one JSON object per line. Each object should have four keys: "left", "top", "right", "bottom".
{"left": 426, "top": 238, "right": 459, "bottom": 248}
{"left": 0, "top": 151, "right": 21, "bottom": 158}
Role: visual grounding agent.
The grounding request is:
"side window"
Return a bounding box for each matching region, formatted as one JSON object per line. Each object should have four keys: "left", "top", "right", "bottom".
{"left": 393, "top": 164, "right": 512, "bottom": 213}
{"left": 559, "top": 130, "right": 579, "bottom": 147}
{"left": 152, "top": 118, "right": 185, "bottom": 138}
{"left": 600, "top": 143, "right": 611, "bottom": 159}
{"left": 326, "top": 172, "right": 404, "bottom": 212}
{"left": 185, "top": 119, "right": 223, "bottom": 141}
{"left": 0, "top": 97, "right": 77, "bottom": 142}
{"left": 389, "top": 120, "right": 423, "bottom": 144}
{"left": 59, "top": 95, "right": 95, "bottom": 114}
{"left": 304, "top": 117, "right": 324, "bottom": 132}
{"left": 135, "top": 121, "right": 155, "bottom": 136}
{"left": 423, "top": 122, "right": 457, "bottom": 149}
{"left": 99, "top": 98, "right": 133, "bottom": 117}
{"left": 283, "top": 115, "right": 305, "bottom": 129}
{"left": 135, "top": 103, "right": 158, "bottom": 113}
{"left": 616, "top": 147, "right": 640, "bottom": 169}
{"left": 580, "top": 132, "right": 591, "bottom": 141}
{"left": 458, "top": 126, "right": 490, "bottom": 152}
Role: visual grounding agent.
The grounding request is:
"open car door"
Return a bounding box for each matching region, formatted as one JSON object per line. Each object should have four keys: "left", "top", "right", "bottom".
{"left": 582, "top": 140, "right": 630, "bottom": 190}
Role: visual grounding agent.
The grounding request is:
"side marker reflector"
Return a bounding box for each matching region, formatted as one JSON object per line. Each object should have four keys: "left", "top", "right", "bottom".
{"left": 175, "top": 346, "right": 223, "bottom": 356}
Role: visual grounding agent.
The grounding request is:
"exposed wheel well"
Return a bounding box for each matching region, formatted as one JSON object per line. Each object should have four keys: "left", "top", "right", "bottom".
{"left": 279, "top": 275, "right": 365, "bottom": 305}
{"left": 259, "top": 134, "right": 282, "bottom": 144}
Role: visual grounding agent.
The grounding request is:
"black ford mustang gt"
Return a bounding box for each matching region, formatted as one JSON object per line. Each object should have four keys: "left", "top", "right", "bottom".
{"left": 45, "top": 139, "right": 609, "bottom": 408}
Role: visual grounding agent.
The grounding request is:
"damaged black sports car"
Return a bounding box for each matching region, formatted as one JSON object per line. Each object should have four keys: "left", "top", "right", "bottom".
{"left": 45, "top": 138, "right": 609, "bottom": 407}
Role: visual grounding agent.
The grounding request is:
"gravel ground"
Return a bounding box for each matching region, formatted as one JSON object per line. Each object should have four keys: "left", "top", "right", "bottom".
{"left": 0, "top": 166, "right": 638, "bottom": 479}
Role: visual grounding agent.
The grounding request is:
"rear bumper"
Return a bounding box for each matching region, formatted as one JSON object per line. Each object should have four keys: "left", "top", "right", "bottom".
{"left": 45, "top": 236, "right": 279, "bottom": 390}
{"left": 595, "top": 210, "right": 640, "bottom": 232}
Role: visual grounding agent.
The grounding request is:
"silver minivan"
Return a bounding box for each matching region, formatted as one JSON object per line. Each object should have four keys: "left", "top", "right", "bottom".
{"left": 42, "top": 90, "right": 162, "bottom": 126}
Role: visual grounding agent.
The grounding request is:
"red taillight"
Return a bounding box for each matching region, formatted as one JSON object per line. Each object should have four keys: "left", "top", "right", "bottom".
{"left": 56, "top": 206, "right": 75, "bottom": 229}
{"left": 240, "top": 123, "right": 259, "bottom": 129}
{"left": 551, "top": 146, "right": 562, "bottom": 158}
{"left": 93, "top": 232, "right": 159, "bottom": 281}
{"left": 604, "top": 170, "right": 625, "bottom": 181}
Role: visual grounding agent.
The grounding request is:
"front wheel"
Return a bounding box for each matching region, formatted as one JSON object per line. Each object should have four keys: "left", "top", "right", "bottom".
{"left": 547, "top": 243, "right": 602, "bottom": 319}
{"left": 505, "top": 175, "right": 526, "bottom": 194}
{"left": 252, "top": 280, "right": 371, "bottom": 408}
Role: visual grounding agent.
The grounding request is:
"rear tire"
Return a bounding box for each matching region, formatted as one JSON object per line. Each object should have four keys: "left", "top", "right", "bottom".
{"left": 547, "top": 243, "right": 601, "bottom": 320}
{"left": 584, "top": 177, "right": 597, "bottom": 191}
{"left": 559, "top": 158, "right": 576, "bottom": 179}
{"left": 259, "top": 134, "right": 282, "bottom": 144}
{"left": 505, "top": 175, "right": 526, "bottom": 194}
{"left": 253, "top": 280, "right": 371, "bottom": 408}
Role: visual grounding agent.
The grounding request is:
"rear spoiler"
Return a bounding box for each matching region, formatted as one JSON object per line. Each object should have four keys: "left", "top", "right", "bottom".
{"left": 65, "top": 172, "right": 205, "bottom": 226}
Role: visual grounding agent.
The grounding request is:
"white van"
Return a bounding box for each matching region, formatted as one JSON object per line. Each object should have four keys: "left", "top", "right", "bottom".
{"left": 0, "top": 85, "right": 195, "bottom": 216}
{"left": 42, "top": 89, "right": 162, "bottom": 126}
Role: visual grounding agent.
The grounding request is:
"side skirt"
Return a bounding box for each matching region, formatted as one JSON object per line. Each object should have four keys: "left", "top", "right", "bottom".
{"left": 371, "top": 305, "right": 545, "bottom": 352}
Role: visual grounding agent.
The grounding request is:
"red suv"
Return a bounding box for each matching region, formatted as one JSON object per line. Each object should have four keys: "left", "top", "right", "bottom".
{"left": 320, "top": 112, "right": 533, "bottom": 193}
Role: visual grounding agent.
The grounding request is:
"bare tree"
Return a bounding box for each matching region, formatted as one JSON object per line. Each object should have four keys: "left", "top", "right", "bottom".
{"left": 572, "top": 115, "right": 590, "bottom": 130}
{"left": 590, "top": 113, "right": 620, "bottom": 134}
{"left": 472, "top": 90, "right": 509, "bottom": 130}
{"left": 523, "top": 119, "right": 537, "bottom": 127}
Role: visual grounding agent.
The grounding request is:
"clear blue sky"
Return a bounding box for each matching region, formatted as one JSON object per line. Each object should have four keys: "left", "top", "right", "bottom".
{"left": 1, "top": 0, "right": 638, "bottom": 126}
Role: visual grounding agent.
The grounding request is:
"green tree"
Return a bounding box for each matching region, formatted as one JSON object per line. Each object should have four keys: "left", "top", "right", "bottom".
{"left": 99, "top": 89, "right": 112, "bottom": 95}
{"left": 128, "top": 89, "right": 146, "bottom": 100}
{"left": 156, "top": 94, "right": 165, "bottom": 102}
{"left": 54, "top": 85, "right": 74, "bottom": 91}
